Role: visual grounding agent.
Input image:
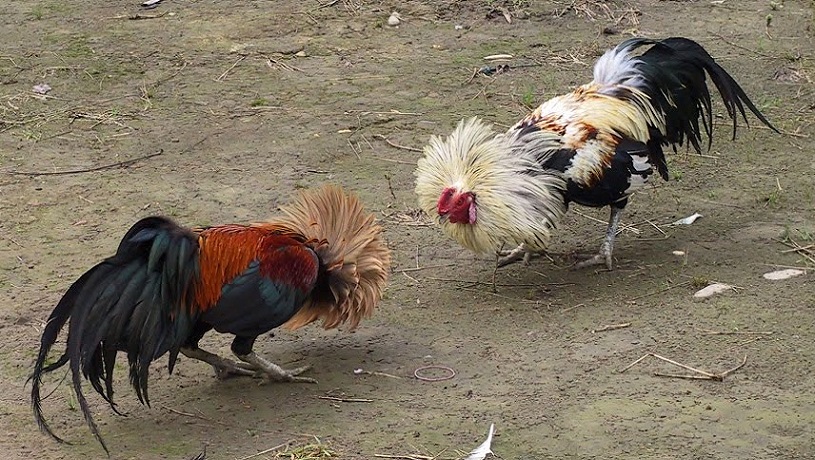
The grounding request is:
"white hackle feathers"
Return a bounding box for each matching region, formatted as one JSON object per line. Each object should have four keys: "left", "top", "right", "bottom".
{"left": 415, "top": 118, "right": 568, "bottom": 254}
{"left": 463, "top": 423, "right": 496, "bottom": 460}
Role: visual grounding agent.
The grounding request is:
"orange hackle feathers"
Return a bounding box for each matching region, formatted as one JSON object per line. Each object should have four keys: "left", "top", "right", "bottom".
{"left": 274, "top": 185, "right": 391, "bottom": 331}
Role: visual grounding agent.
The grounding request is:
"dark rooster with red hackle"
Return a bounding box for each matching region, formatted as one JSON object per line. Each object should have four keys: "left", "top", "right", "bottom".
{"left": 30, "top": 185, "right": 390, "bottom": 454}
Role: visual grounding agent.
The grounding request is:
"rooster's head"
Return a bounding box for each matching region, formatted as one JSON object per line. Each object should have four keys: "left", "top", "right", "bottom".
{"left": 414, "top": 117, "right": 568, "bottom": 255}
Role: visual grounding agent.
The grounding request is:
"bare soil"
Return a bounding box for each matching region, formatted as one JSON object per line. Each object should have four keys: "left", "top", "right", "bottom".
{"left": 1, "top": 1, "right": 814, "bottom": 459}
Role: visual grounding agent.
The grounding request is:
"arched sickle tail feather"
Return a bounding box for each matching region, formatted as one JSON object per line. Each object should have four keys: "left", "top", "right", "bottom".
{"left": 595, "top": 37, "right": 778, "bottom": 180}
{"left": 601, "top": 37, "right": 778, "bottom": 146}
{"left": 29, "top": 265, "right": 110, "bottom": 448}
{"left": 654, "top": 37, "right": 779, "bottom": 139}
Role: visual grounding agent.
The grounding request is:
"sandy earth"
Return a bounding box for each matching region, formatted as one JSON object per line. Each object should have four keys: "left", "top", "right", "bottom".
{"left": 1, "top": 1, "right": 814, "bottom": 459}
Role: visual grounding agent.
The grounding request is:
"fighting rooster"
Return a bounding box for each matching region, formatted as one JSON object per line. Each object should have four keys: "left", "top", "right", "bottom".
{"left": 30, "top": 185, "right": 390, "bottom": 454}
{"left": 416, "top": 37, "right": 777, "bottom": 269}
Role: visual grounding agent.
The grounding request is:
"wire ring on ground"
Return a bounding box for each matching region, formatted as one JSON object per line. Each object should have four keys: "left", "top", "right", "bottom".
{"left": 413, "top": 365, "right": 456, "bottom": 382}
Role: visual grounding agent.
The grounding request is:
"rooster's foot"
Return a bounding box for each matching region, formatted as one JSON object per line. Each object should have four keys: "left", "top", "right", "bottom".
{"left": 571, "top": 244, "right": 614, "bottom": 271}
{"left": 496, "top": 244, "right": 539, "bottom": 267}
{"left": 237, "top": 352, "right": 317, "bottom": 384}
{"left": 181, "top": 346, "right": 257, "bottom": 379}
{"left": 572, "top": 205, "right": 622, "bottom": 271}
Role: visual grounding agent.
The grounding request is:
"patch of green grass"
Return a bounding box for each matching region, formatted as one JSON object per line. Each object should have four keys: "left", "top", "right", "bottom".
{"left": 796, "top": 228, "right": 813, "bottom": 242}
{"left": 63, "top": 34, "right": 94, "bottom": 58}
{"left": 671, "top": 168, "right": 683, "bottom": 181}
{"left": 762, "top": 188, "right": 784, "bottom": 208}
{"left": 448, "top": 54, "right": 473, "bottom": 66}
{"left": 782, "top": 226, "right": 813, "bottom": 243}
{"left": 690, "top": 276, "right": 710, "bottom": 289}
{"left": 87, "top": 61, "right": 136, "bottom": 79}
{"left": 67, "top": 390, "right": 77, "bottom": 412}
{"left": 30, "top": 6, "right": 44, "bottom": 20}
{"left": 802, "top": 187, "right": 813, "bottom": 203}
{"left": 250, "top": 97, "right": 271, "bottom": 107}
{"left": 29, "top": 2, "right": 70, "bottom": 20}
{"left": 140, "top": 84, "right": 157, "bottom": 103}
{"left": 21, "top": 130, "right": 43, "bottom": 142}
{"left": 477, "top": 40, "right": 526, "bottom": 57}
{"left": 520, "top": 86, "right": 536, "bottom": 109}
{"left": 755, "top": 95, "right": 782, "bottom": 112}
{"left": 40, "top": 32, "right": 95, "bottom": 58}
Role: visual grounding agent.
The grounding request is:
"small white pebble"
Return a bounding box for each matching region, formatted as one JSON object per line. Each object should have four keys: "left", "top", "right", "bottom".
{"left": 672, "top": 250, "right": 685, "bottom": 256}
{"left": 693, "top": 283, "right": 732, "bottom": 298}
{"left": 387, "top": 12, "right": 401, "bottom": 26}
{"left": 32, "top": 83, "right": 51, "bottom": 94}
{"left": 762, "top": 268, "right": 805, "bottom": 280}
{"left": 454, "top": 24, "right": 464, "bottom": 30}
{"left": 353, "top": 368, "right": 364, "bottom": 374}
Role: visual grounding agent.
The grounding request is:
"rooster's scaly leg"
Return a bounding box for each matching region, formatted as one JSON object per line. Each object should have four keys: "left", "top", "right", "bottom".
{"left": 231, "top": 335, "right": 317, "bottom": 384}
{"left": 573, "top": 205, "right": 623, "bottom": 270}
{"left": 181, "top": 322, "right": 257, "bottom": 379}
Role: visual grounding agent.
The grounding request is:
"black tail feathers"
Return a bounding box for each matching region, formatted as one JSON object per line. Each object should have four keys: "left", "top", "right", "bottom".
{"left": 609, "top": 37, "right": 778, "bottom": 179}
{"left": 649, "top": 37, "right": 777, "bottom": 138}
{"left": 29, "top": 216, "right": 200, "bottom": 454}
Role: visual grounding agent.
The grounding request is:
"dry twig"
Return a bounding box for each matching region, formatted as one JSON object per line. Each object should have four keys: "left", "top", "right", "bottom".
{"left": 215, "top": 55, "right": 247, "bottom": 82}
{"left": 8, "top": 150, "right": 162, "bottom": 176}
{"left": 354, "top": 369, "right": 403, "bottom": 379}
{"left": 777, "top": 238, "right": 815, "bottom": 265}
{"left": 697, "top": 329, "right": 773, "bottom": 336}
{"left": 592, "top": 322, "right": 631, "bottom": 333}
{"left": 626, "top": 280, "right": 692, "bottom": 302}
{"left": 400, "top": 263, "right": 457, "bottom": 273}
{"left": 373, "top": 134, "right": 422, "bottom": 152}
{"left": 315, "top": 396, "right": 373, "bottom": 403}
{"left": 236, "top": 441, "right": 292, "bottom": 460}
{"left": 712, "top": 33, "right": 775, "bottom": 59}
{"left": 128, "top": 11, "right": 169, "bottom": 20}
{"left": 162, "top": 405, "right": 229, "bottom": 426}
{"left": 620, "top": 353, "right": 748, "bottom": 382}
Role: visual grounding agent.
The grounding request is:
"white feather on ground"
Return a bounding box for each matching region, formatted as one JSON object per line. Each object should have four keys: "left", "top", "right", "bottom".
{"left": 463, "top": 424, "right": 495, "bottom": 460}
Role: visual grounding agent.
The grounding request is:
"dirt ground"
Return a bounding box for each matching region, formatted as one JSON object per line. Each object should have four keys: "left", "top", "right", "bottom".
{"left": 1, "top": 0, "right": 814, "bottom": 459}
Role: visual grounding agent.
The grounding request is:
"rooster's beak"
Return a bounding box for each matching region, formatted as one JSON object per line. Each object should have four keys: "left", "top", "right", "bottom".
{"left": 438, "top": 213, "right": 449, "bottom": 223}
